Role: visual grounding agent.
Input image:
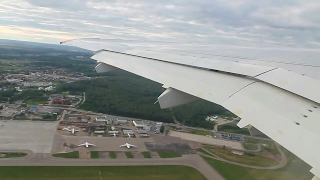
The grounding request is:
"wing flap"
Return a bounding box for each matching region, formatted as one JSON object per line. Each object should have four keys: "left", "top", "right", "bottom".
{"left": 256, "top": 68, "right": 320, "bottom": 104}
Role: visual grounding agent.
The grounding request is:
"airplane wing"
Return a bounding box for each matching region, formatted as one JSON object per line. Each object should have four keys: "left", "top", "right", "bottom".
{"left": 119, "top": 144, "right": 127, "bottom": 147}
{"left": 129, "top": 144, "right": 137, "bottom": 147}
{"left": 77, "top": 143, "right": 86, "bottom": 147}
{"left": 61, "top": 38, "right": 320, "bottom": 179}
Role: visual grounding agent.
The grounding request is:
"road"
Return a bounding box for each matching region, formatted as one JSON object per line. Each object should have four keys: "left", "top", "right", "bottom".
{"left": 0, "top": 151, "right": 225, "bottom": 180}
{"left": 199, "top": 142, "right": 287, "bottom": 170}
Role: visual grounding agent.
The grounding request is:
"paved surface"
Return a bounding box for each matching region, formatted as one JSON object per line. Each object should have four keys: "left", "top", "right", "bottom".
{"left": 0, "top": 151, "right": 224, "bottom": 180}
{"left": 0, "top": 121, "right": 58, "bottom": 153}
{"left": 145, "top": 142, "right": 196, "bottom": 154}
{"left": 169, "top": 131, "right": 243, "bottom": 150}
{"left": 62, "top": 136, "right": 154, "bottom": 152}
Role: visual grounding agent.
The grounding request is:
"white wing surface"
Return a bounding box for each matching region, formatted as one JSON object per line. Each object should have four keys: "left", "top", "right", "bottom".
{"left": 61, "top": 38, "right": 320, "bottom": 179}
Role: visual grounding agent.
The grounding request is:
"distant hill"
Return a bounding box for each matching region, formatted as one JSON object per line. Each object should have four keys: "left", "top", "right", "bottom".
{"left": 0, "top": 39, "right": 91, "bottom": 53}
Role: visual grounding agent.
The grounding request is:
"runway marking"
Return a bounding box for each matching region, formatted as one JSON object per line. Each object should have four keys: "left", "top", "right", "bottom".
{"left": 99, "top": 170, "right": 102, "bottom": 180}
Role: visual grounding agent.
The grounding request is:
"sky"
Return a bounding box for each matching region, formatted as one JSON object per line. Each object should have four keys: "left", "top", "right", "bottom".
{"left": 1, "top": 0, "right": 320, "bottom": 48}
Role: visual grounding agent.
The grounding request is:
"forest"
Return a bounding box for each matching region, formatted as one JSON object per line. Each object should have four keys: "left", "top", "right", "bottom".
{"left": 57, "top": 71, "right": 236, "bottom": 129}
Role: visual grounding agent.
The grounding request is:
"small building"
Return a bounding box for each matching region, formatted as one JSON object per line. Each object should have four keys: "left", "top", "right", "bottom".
{"left": 133, "top": 120, "right": 144, "bottom": 128}
{"left": 94, "top": 130, "right": 105, "bottom": 134}
{"left": 143, "top": 125, "right": 151, "bottom": 131}
{"left": 123, "top": 129, "right": 134, "bottom": 135}
{"left": 96, "top": 117, "right": 108, "bottom": 122}
{"left": 116, "top": 119, "right": 127, "bottom": 124}
{"left": 28, "top": 105, "right": 38, "bottom": 112}
{"left": 137, "top": 129, "right": 147, "bottom": 134}
{"left": 155, "top": 127, "right": 161, "bottom": 134}
{"left": 52, "top": 98, "right": 71, "bottom": 105}
{"left": 108, "top": 131, "right": 119, "bottom": 134}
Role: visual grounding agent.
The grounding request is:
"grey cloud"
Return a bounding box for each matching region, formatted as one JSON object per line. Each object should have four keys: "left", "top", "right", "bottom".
{"left": 0, "top": 0, "right": 319, "bottom": 48}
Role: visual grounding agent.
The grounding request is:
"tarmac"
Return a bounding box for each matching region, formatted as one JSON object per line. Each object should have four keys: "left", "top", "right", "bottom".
{"left": 0, "top": 121, "right": 58, "bottom": 153}
{"left": 0, "top": 150, "right": 225, "bottom": 180}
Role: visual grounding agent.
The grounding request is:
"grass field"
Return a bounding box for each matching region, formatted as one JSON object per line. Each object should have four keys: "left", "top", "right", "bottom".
{"left": 202, "top": 152, "right": 313, "bottom": 180}
{"left": 141, "top": 151, "right": 151, "bottom": 158}
{"left": 25, "top": 99, "right": 47, "bottom": 105}
{"left": 109, "top": 151, "right": 117, "bottom": 159}
{"left": 52, "top": 151, "right": 79, "bottom": 158}
{"left": 158, "top": 151, "right": 182, "bottom": 158}
{"left": 0, "top": 152, "right": 27, "bottom": 158}
{"left": 90, "top": 151, "right": 99, "bottom": 158}
{"left": 0, "top": 166, "right": 207, "bottom": 180}
{"left": 245, "top": 137, "right": 279, "bottom": 155}
{"left": 203, "top": 145, "right": 277, "bottom": 167}
{"left": 243, "top": 143, "right": 259, "bottom": 151}
{"left": 190, "top": 129, "right": 212, "bottom": 136}
{"left": 125, "top": 151, "right": 134, "bottom": 158}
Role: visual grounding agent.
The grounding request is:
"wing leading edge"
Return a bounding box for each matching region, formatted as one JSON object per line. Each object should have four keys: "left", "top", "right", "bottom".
{"left": 60, "top": 39, "right": 320, "bottom": 179}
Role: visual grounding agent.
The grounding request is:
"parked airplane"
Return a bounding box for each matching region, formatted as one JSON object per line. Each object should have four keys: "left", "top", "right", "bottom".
{"left": 77, "top": 142, "right": 97, "bottom": 148}
{"left": 112, "top": 133, "right": 117, "bottom": 137}
{"left": 119, "top": 143, "right": 137, "bottom": 149}
{"left": 63, "top": 126, "right": 79, "bottom": 134}
{"left": 127, "top": 134, "right": 131, "bottom": 138}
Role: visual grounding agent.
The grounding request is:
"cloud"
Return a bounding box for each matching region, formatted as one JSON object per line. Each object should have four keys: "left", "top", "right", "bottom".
{"left": 0, "top": 0, "right": 319, "bottom": 48}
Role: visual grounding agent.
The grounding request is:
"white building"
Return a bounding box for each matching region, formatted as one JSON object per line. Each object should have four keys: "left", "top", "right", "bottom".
{"left": 143, "top": 125, "right": 151, "bottom": 131}
{"left": 205, "top": 115, "right": 218, "bottom": 122}
{"left": 116, "top": 119, "right": 127, "bottom": 124}
{"left": 133, "top": 120, "right": 144, "bottom": 128}
{"left": 108, "top": 131, "right": 119, "bottom": 134}
{"left": 123, "top": 129, "right": 134, "bottom": 135}
{"left": 137, "top": 129, "right": 147, "bottom": 134}
{"left": 44, "top": 86, "right": 53, "bottom": 91}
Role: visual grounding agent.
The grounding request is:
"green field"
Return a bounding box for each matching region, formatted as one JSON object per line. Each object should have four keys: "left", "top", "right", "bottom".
{"left": 243, "top": 143, "right": 259, "bottom": 151}
{"left": 125, "top": 151, "right": 134, "bottom": 158}
{"left": 0, "top": 166, "right": 207, "bottom": 180}
{"left": 158, "top": 151, "right": 182, "bottom": 158}
{"left": 190, "top": 129, "right": 212, "bottom": 136}
{"left": 0, "top": 152, "right": 27, "bottom": 158}
{"left": 109, "top": 151, "right": 117, "bottom": 159}
{"left": 245, "top": 138, "right": 278, "bottom": 155}
{"left": 142, "top": 151, "right": 151, "bottom": 158}
{"left": 90, "top": 151, "right": 99, "bottom": 158}
{"left": 202, "top": 153, "right": 313, "bottom": 180}
{"left": 203, "top": 145, "right": 277, "bottom": 167}
{"left": 52, "top": 151, "right": 79, "bottom": 158}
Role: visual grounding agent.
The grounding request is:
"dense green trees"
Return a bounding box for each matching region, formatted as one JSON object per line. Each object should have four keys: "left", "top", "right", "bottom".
{"left": 57, "top": 71, "right": 236, "bottom": 129}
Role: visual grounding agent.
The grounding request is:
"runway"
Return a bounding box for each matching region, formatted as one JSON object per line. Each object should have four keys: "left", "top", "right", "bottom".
{"left": 0, "top": 151, "right": 224, "bottom": 180}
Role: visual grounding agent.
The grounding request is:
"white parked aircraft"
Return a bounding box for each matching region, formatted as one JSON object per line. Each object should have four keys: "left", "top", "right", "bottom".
{"left": 63, "top": 126, "right": 80, "bottom": 134}
{"left": 119, "top": 143, "right": 137, "bottom": 149}
{"left": 127, "top": 134, "right": 131, "bottom": 138}
{"left": 77, "top": 142, "right": 97, "bottom": 148}
{"left": 112, "top": 133, "right": 117, "bottom": 137}
{"left": 61, "top": 38, "right": 320, "bottom": 179}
